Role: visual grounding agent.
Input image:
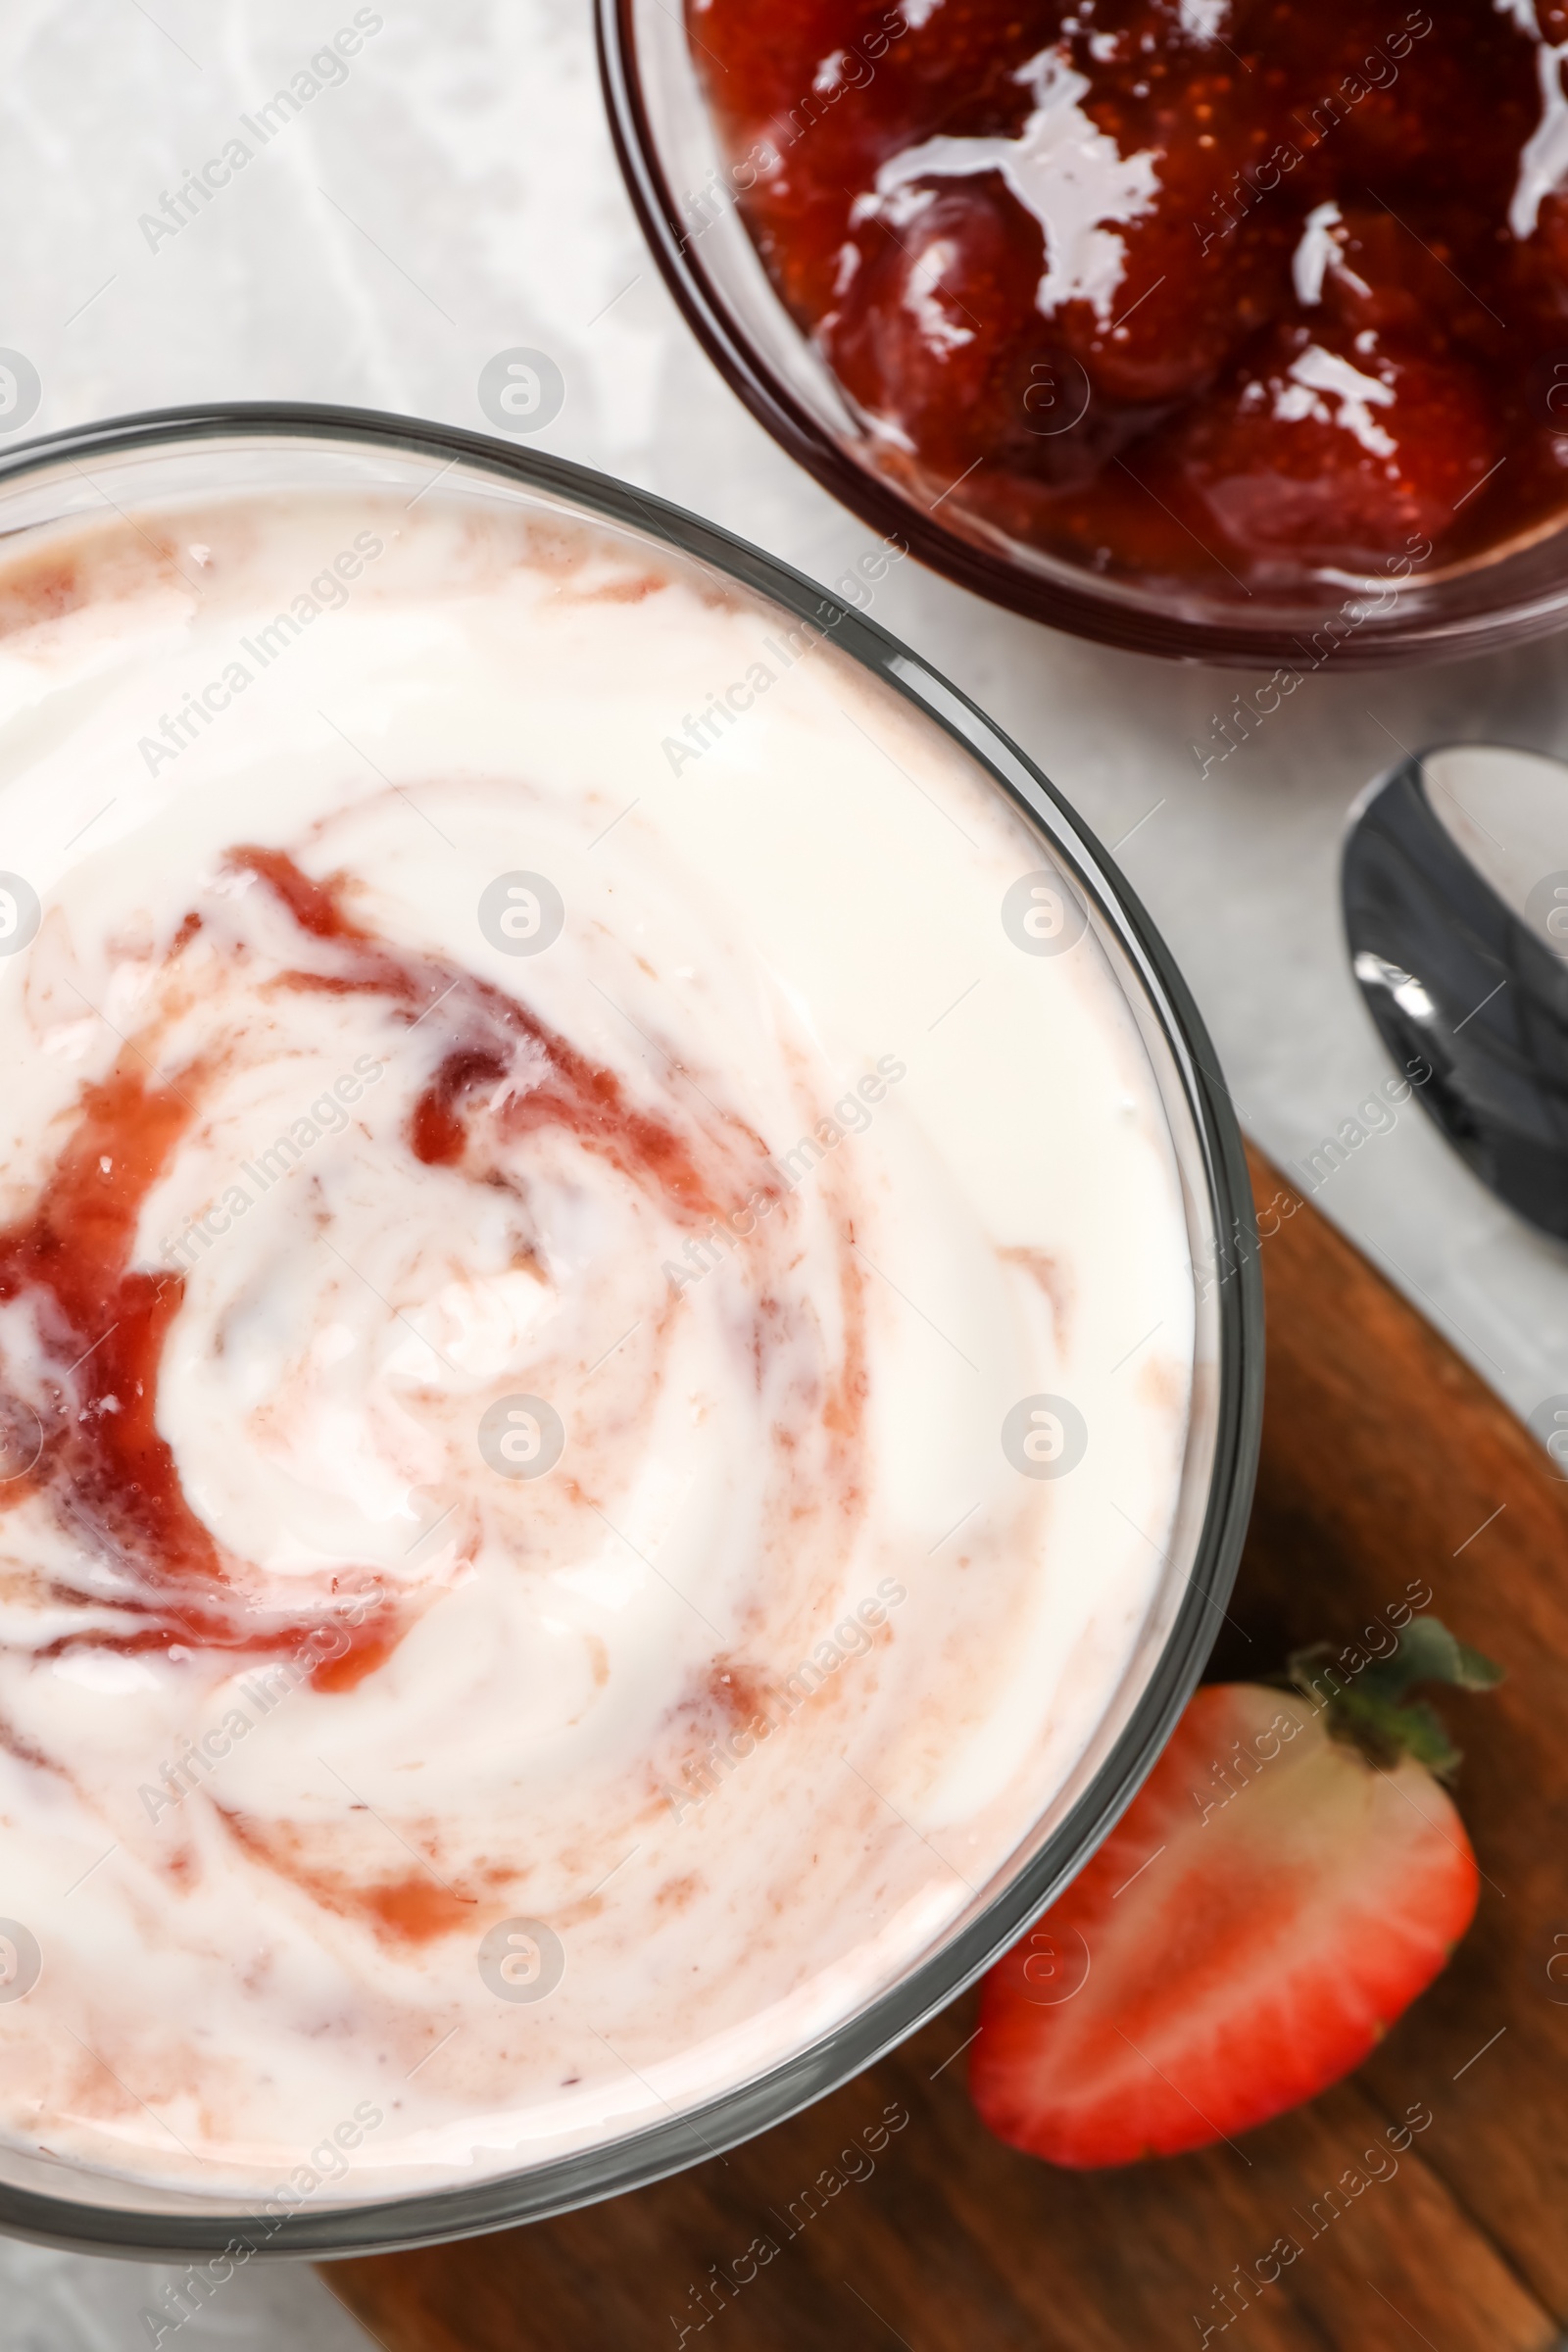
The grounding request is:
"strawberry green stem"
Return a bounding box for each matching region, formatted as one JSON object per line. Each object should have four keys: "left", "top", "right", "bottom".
{"left": 1283, "top": 1616, "right": 1502, "bottom": 1782}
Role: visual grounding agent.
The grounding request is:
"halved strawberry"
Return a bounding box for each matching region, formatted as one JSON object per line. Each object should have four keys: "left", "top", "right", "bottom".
{"left": 970, "top": 1618, "right": 1499, "bottom": 2169}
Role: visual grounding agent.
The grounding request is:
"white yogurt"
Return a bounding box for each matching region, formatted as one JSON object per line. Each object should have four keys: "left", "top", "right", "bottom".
{"left": 0, "top": 486, "right": 1194, "bottom": 2200}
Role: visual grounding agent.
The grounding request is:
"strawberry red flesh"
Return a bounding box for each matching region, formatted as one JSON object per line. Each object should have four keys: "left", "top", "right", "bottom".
{"left": 969, "top": 1681, "right": 1480, "bottom": 2169}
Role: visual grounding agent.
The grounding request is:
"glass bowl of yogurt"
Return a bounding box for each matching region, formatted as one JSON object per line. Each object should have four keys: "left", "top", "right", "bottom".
{"left": 0, "top": 405, "right": 1259, "bottom": 2261}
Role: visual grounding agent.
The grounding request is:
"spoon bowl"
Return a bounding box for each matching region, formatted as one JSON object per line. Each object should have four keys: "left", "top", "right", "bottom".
{"left": 1343, "top": 742, "right": 1568, "bottom": 1240}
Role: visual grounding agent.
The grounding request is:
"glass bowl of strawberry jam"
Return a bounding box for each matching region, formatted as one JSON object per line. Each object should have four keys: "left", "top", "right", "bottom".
{"left": 599, "top": 0, "right": 1568, "bottom": 663}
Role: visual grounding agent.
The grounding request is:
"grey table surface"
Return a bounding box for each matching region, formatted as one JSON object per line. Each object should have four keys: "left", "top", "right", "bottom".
{"left": 4, "top": 0, "right": 1568, "bottom": 2343}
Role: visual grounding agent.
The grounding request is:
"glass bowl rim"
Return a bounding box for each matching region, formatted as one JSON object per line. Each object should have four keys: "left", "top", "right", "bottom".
{"left": 595, "top": 0, "right": 1568, "bottom": 670}
{"left": 0, "top": 399, "right": 1263, "bottom": 2261}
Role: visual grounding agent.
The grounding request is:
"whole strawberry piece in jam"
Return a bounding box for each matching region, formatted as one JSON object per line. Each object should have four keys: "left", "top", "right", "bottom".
{"left": 1305, "top": 0, "right": 1535, "bottom": 203}
{"left": 1044, "top": 20, "right": 1300, "bottom": 405}
{"left": 969, "top": 1617, "right": 1499, "bottom": 2170}
{"left": 1294, "top": 201, "right": 1505, "bottom": 360}
{"left": 691, "top": 0, "right": 1049, "bottom": 325}
{"left": 826, "top": 177, "right": 1052, "bottom": 482}
{"left": 1170, "top": 324, "right": 1499, "bottom": 565}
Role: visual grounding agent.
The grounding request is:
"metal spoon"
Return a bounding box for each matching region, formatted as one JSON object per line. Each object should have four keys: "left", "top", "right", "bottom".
{"left": 1342, "top": 741, "right": 1568, "bottom": 1240}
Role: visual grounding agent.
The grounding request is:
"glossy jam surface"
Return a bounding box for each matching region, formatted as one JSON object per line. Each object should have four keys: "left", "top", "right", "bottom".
{"left": 688, "top": 0, "right": 1568, "bottom": 594}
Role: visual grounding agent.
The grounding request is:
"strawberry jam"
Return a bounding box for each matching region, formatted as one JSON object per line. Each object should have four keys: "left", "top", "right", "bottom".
{"left": 687, "top": 0, "right": 1568, "bottom": 593}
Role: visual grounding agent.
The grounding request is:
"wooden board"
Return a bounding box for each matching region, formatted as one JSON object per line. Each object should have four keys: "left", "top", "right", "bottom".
{"left": 324, "top": 1145, "right": 1568, "bottom": 2352}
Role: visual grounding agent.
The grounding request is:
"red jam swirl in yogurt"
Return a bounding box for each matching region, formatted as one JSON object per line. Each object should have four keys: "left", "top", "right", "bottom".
{"left": 0, "top": 491, "right": 1193, "bottom": 2197}
{"left": 688, "top": 0, "right": 1568, "bottom": 591}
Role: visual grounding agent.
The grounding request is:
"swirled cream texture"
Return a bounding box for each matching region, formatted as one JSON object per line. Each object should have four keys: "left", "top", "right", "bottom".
{"left": 0, "top": 487, "right": 1195, "bottom": 2200}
